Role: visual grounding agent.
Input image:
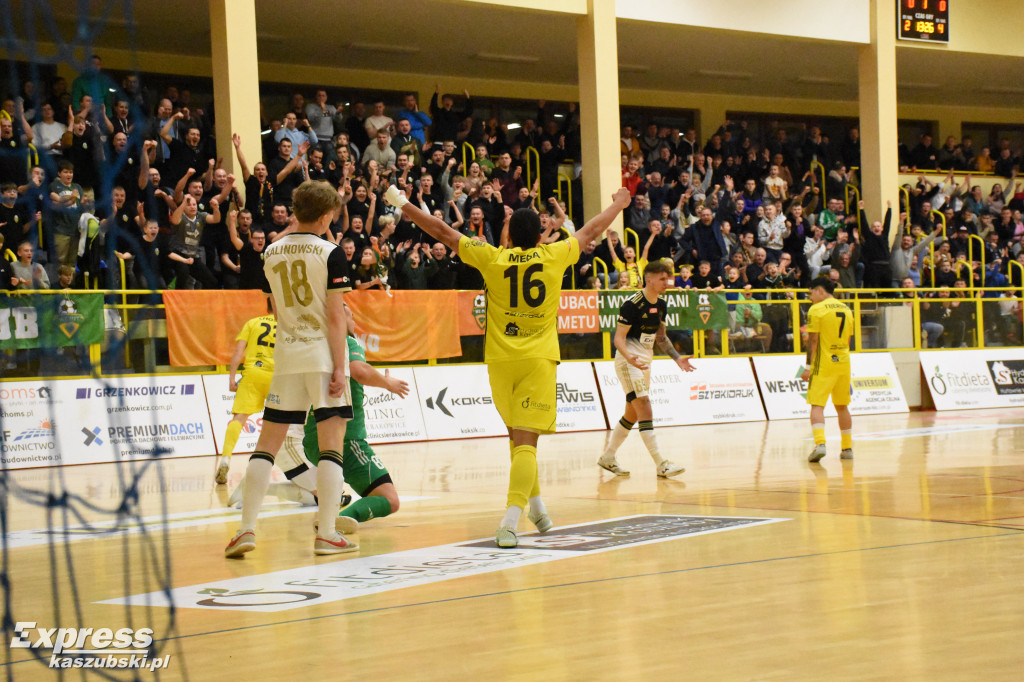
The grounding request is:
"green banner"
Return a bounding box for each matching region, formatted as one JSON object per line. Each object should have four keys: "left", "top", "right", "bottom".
{"left": 598, "top": 290, "right": 729, "bottom": 331}
{"left": 0, "top": 293, "right": 104, "bottom": 349}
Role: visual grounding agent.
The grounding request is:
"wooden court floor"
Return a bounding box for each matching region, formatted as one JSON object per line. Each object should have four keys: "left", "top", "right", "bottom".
{"left": 3, "top": 408, "right": 1024, "bottom": 680}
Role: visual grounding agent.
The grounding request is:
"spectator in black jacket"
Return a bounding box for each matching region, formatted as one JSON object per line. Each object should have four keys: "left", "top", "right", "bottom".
{"left": 857, "top": 199, "right": 893, "bottom": 289}
{"left": 429, "top": 86, "right": 472, "bottom": 144}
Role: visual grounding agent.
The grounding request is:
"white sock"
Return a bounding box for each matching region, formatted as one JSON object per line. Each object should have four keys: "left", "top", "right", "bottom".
{"left": 288, "top": 467, "right": 318, "bottom": 493}
{"left": 316, "top": 458, "right": 345, "bottom": 537}
{"left": 240, "top": 456, "right": 274, "bottom": 531}
{"left": 267, "top": 482, "right": 316, "bottom": 506}
{"left": 639, "top": 426, "right": 664, "bottom": 466}
{"left": 501, "top": 505, "right": 523, "bottom": 529}
{"left": 529, "top": 495, "right": 547, "bottom": 518}
{"left": 602, "top": 419, "right": 633, "bottom": 460}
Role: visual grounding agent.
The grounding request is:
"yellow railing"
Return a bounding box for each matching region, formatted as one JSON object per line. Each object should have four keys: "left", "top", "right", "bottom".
{"left": 460, "top": 141, "right": 476, "bottom": 175}
{"left": 1009, "top": 259, "right": 1024, "bottom": 289}
{"left": 524, "top": 146, "right": 540, "bottom": 210}
{"left": 899, "top": 185, "right": 911, "bottom": 221}
{"left": 931, "top": 209, "right": 947, "bottom": 239}
{"left": 624, "top": 227, "right": 639, "bottom": 256}
{"left": 968, "top": 234, "right": 986, "bottom": 288}
{"left": 844, "top": 184, "right": 860, "bottom": 216}
{"left": 591, "top": 256, "right": 609, "bottom": 290}
{"left": 556, "top": 172, "right": 573, "bottom": 223}
{"left": 810, "top": 160, "right": 827, "bottom": 204}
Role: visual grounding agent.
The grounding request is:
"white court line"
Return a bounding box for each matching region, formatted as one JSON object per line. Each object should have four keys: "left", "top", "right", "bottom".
{"left": 4, "top": 496, "right": 436, "bottom": 549}
{"left": 802, "top": 423, "right": 1019, "bottom": 442}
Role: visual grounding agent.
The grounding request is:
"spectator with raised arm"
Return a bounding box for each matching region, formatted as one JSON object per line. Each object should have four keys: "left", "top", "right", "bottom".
{"left": 274, "top": 112, "right": 317, "bottom": 160}
{"left": 430, "top": 85, "right": 473, "bottom": 144}
{"left": 305, "top": 89, "right": 344, "bottom": 159}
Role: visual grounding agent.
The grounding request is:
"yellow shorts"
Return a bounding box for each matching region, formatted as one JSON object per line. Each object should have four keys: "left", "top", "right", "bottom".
{"left": 487, "top": 359, "right": 558, "bottom": 435}
{"left": 231, "top": 368, "right": 273, "bottom": 415}
{"left": 806, "top": 365, "right": 851, "bottom": 407}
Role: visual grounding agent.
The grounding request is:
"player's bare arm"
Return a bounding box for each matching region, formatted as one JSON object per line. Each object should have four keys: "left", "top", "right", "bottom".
{"left": 571, "top": 187, "right": 632, "bottom": 249}
{"left": 655, "top": 323, "right": 695, "bottom": 372}
{"left": 614, "top": 323, "right": 648, "bottom": 370}
{"left": 350, "top": 363, "right": 410, "bottom": 398}
{"left": 227, "top": 339, "right": 247, "bottom": 391}
{"left": 383, "top": 185, "right": 462, "bottom": 253}
{"left": 325, "top": 289, "right": 348, "bottom": 397}
{"left": 802, "top": 332, "right": 819, "bottom": 381}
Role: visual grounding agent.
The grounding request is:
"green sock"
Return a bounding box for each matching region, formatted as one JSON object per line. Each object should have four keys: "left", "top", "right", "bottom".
{"left": 339, "top": 495, "right": 392, "bottom": 522}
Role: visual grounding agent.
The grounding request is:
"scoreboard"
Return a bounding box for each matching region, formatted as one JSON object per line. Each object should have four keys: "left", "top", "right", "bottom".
{"left": 899, "top": 0, "right": 949, "bottom": 43}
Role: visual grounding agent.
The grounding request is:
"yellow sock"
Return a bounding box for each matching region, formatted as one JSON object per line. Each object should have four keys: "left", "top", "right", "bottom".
{"left": 841, "top": 430, "right": 852, "bottom": 450}
{"left": 510, "top": 440, "right": 541, "bottom": 498}
{"left": 507, "top": 445, "right": 537, "bottom": 510}
{"left": 222, "top": 420, "right": 242, "bottom": 459}
{"left": 812, "top": 423, "right": 826, "bottom": 446}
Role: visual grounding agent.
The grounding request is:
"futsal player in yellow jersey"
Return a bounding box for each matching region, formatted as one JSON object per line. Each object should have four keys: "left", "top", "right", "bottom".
{"left": 385, "top": 184, "right": 632, "bottom": 547}
{"left": 216, "top": 302, "right": 276, "bottom": 484}
{"left": 802, "top": 276, "right": 854, "bottom": 462}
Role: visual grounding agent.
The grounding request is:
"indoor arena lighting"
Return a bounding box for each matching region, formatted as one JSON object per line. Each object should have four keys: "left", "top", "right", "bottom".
{"left": 473, "top": 53, "right": 540, "bottom": 64}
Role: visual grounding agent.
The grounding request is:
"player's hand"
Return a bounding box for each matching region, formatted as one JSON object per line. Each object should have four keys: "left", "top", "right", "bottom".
{"left": 384, "top": 369, "right": 409, "bottom": 398}
{"left": 612, "top": 187, "right": 631, "bottom": 207}
{"left": 676, "top": 356, "right": 695, "bottom": 372}
{"left": 627, "top": 354, "right": 648, "bottom": 370}
{"left": 228, "top": 376, "right": 238, "bottom": 392}
{"left": 329, "top": 366, "right": 346, "bottom": 398}
{"left": 383, "top": 185, "right": 408, "bottom": 208}
{"left": 800, "top": 367, "right": 811, "bottom": 382}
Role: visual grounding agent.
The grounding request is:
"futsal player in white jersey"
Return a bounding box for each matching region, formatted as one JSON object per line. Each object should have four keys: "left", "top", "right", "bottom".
{"left": 225, "top": 180, "right": 357, "bottom": 557}
{"left": 599, "top": 259, "right": 694, "bottom": 477}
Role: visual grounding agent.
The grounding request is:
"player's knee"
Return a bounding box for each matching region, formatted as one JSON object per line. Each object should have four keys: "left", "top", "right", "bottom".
{"left": 380, "top": 487, "right": 400, "bottom": 513}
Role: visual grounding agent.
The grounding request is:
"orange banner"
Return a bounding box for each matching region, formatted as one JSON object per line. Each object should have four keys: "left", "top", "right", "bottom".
{"left": 163, "top": 290, "right": 268, "bottom": 366}
{"left": 457, "top": 290, "right": 600, "bottom": 336}
{"left": 346, "top": 290, "right": 462, "bottom": 362}
{"left": 557, "top": 291, "right": 599, "bottom": 333}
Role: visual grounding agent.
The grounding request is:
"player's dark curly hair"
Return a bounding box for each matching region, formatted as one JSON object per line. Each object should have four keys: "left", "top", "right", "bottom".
{"left": 508, "top": 208, "right": 541, "bottom": 249}
{"left": 809, "top": 275, "right": 837, "bottom": 294}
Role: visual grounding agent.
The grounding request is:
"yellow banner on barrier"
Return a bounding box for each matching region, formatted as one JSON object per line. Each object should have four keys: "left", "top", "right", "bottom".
{"left": 164, "top": 290, "right": 267, "bottom": 367}
{"left": 346, "top": 290, "right": 462, "bottom": 362}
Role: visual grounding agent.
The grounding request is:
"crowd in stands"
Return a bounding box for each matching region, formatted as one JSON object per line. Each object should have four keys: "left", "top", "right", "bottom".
{"left": 1, "top": 58, "right": 1023, "bottom": 349}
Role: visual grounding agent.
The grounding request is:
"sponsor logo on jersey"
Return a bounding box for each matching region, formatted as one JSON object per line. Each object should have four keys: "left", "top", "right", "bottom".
{"left": 521, "top": 397, "right": 551, "bottom": 411}
{"left": 504, "top": 322, "right": 520, "bottom": 336}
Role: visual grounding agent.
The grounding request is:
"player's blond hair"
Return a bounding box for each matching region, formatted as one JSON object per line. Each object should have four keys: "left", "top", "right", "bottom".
{"left": 291, "top": 181, "right": 342, "bottom": 224}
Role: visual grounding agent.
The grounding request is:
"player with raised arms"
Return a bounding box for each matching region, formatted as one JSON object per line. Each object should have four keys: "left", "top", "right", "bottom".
{"left": 216, "top": 297, "right": 276, "bottom": 485}
{"left": 384, "top": 183, "right": 632, "bottom": 548}
{"left": 225, "top": 180, "right": 356, "bottom": 558}
{"left": 803, "top": 275, "right": 855, "bottom": 462}
{"left": 598, "top": 259, "right": 694, "bottom": 477}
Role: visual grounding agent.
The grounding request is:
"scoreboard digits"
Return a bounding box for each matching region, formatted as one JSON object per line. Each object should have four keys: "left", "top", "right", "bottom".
{"left": 899, "top": 0, "right": 949, "bottom": 43}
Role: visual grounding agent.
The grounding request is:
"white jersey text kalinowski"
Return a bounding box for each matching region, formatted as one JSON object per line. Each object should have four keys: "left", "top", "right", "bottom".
{"left": 262, "top": 232, "right": 349, "bottom": 376}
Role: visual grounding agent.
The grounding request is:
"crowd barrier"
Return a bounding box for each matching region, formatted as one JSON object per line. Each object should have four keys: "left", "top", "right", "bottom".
{"left": 6, "top": 348, "right": 1024, "bottom": 471}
